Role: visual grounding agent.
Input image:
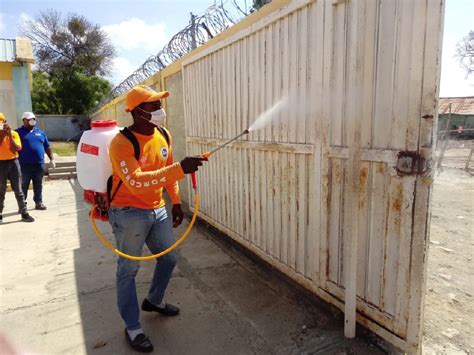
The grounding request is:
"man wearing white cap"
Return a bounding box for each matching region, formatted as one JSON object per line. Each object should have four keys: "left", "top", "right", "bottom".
{"left": 16, "top": 112, "right": 55, "bottom": 210}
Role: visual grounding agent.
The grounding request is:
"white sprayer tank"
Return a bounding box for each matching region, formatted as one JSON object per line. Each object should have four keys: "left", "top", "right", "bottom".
{"left": 77, "top": 120, "right": 119, "bottom": 193}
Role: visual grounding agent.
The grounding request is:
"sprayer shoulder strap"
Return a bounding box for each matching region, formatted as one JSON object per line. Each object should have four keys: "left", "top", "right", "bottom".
{"left": 120, "top": 127, "right": 141, "bottom": 160}
{"left": 109, "top": 128, "right": 141, "bottom": 203}
{"left": 157, "top": 126, "right": 171, "bottom": 147}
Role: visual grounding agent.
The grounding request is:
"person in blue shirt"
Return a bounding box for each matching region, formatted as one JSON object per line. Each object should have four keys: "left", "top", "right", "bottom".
{"left": 16, "top": 112, "right": 55, "bottom": 210}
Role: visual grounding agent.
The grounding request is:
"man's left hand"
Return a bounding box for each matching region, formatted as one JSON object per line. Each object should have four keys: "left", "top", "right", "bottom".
{"left": 172, "top": 204, "right": 184, "bottom": 228}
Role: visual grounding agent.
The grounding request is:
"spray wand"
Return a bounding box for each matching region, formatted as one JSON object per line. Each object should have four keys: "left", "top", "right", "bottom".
{"left": 191, "top": 128, "right": 249, "bottom": 188}
{"left": 199, "top": 129, "right": 250, "bottom": 160}
{"left": 192, "top": 128, "right": 249, "bottom": 187}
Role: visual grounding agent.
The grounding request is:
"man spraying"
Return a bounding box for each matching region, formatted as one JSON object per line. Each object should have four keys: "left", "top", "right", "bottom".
{"left": 16, "top": 112, "right": 55, "bottom": 210}
{"left": 108, "top": 85, "right": 206, "bottom": 352}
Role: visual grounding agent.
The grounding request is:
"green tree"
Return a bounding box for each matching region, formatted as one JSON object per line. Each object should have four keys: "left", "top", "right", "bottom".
{"left": 23, "top": 10, "right": 115, "bottom": 114}
{"left": 31, "top": 71, "right": 60, "bottom": 114}
{"left": 31, "top": 70, "right": 112, "bottom": 115}
{"left": 22, "top": 10, "right": 116, "bottom": 76}
{"left": 54, "top": 71, "right": 112, "bottom": 114}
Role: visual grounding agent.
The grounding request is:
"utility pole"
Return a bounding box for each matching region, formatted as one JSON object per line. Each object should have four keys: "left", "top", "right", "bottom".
{"left": 190, "top": 12, "right": 197, "bottom": 50}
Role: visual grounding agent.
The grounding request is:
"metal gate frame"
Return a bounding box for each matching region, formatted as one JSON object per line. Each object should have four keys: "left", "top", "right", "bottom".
{"left": 182, "top": 0, "right": 445, "bottom": 352}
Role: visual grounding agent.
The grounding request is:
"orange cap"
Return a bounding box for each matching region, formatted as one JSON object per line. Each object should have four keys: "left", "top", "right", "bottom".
{"left": 125, "top": 85, "right": 170, "bottom": 112}
{"left": 0, "top": 112, "right": 6, "bottom": 122}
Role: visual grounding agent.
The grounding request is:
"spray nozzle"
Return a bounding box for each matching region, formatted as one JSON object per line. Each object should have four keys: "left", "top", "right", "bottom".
{"left": 200, "top": 152, "right": 211, "bottom": 159}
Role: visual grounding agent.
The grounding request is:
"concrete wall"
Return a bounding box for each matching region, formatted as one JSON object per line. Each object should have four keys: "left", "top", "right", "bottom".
{"left": 12, "top": 64, "right": 32, "bottom": 124}
{"left": 36, "top": 115, "right": 90, "bottom": 141}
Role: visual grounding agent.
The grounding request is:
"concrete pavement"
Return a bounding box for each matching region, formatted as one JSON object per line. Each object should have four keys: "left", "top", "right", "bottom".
{"left": 0, "top": 179, "right": 391, "bottom": 354}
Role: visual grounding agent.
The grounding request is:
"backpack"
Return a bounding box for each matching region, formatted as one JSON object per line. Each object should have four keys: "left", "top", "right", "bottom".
{"left": 106, "top": 126, "right": 170, "bottom": 208}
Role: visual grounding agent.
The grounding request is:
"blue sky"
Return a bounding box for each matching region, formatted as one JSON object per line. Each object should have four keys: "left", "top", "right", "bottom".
{"left": 0, "top": 0, "right": 244, "bottom": 84}
{"left": 439, "top": 0, "right": 473, "bottom": 97}
{"left": 0, "top": 0, "right": 472, "bottom": 97}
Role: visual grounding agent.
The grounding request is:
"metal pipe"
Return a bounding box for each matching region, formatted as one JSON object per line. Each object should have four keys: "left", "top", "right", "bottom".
{"left": 207, "top": 129, "right": 249, "bottom": 156}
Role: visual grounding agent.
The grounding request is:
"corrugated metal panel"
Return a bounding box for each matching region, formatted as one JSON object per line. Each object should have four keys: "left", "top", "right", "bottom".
{"left": 183, "top": 0, "right": 444, "bottom": 353}
{"left": 0, "top": 39, "right": 16, "bottom": 62}
{"left": 438, "top": 97, "right": 474, "bottom": 114}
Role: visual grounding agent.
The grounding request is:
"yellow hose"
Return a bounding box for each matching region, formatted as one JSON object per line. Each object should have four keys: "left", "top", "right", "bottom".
{"left": 89, "top": 189, "right": 199, "bottom": 261}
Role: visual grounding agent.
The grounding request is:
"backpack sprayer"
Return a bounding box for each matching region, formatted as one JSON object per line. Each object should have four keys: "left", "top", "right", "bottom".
{"left": 77, "top": 121, "right": 250, "bottom": 261}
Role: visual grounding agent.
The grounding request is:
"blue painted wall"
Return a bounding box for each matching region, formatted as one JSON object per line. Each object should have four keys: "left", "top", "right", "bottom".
{"left": 12, "top": 64, "right": 32, "bottom": 126}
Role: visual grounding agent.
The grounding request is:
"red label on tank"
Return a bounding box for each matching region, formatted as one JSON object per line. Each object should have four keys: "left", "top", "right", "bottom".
{"left": 80, "top": 143, "right": 99, "bottom": 156}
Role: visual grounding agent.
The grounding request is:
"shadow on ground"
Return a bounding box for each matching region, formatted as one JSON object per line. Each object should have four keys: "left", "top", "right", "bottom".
{"left": 69, "top": 179, "right": 392, "bottom": 354}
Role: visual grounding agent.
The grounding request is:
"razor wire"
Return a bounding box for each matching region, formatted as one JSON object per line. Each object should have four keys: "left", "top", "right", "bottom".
{"left": 95, "top": 1, "right": 252, "bottom": 110}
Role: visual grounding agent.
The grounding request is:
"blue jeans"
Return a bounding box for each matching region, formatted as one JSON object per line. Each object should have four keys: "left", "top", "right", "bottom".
{"left": 21, "top": 163, "right": 45, "bottom": 204}
{"left": 108, "top": 206, "right": 177, "bottom": 331}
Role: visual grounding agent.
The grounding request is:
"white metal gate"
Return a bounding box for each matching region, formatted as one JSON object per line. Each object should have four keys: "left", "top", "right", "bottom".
{"left": 182, "top": 0, "right": 444, "bottom": 352}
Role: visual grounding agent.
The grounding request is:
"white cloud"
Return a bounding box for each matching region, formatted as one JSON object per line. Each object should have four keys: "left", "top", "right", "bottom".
{"left": 440, "top": 36, "right": 474, "bottom": 97}
{"left": 106, "top": 56, "right": 139, "bottom": 86}
{"left": 102, "top": 18, "right": 167, "bottom": 53}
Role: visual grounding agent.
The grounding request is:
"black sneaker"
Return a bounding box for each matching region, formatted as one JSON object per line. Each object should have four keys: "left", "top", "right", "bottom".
{"left": 21, "top": 213, "right": 35, "bottom": 222}
{"left": 35, "top": 203, "right": 47, "bottom": 210}
{"left": 124, "top": 329, "right": 153, "bottom": 353}
{"left": 0, "top": 214, "right": 3, "bottom": 223}
{"left": 141, "top": 298, "right": 180, "bottom": 316}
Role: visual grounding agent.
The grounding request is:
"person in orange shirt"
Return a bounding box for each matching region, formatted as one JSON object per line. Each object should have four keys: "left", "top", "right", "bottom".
{"left": 108, "top": 85, "right": 206, "bottom": 353}
{"left": 0, "top": 113, "right": 34, "bottom": 223}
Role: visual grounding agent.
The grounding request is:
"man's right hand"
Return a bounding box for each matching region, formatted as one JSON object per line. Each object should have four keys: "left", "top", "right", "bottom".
{"left": 3, "top": 122, "right": 11, "bottom": 133}
{"left": 180, "top": 156, "right": 207, "bottom": 174}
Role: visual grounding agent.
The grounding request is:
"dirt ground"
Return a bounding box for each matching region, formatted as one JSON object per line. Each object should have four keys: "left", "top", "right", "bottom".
{"left": 0, "top": 140, "right": 471, "bottom": 354}
{"left": 423, "top": 139, "right": 474, "bottom": 354}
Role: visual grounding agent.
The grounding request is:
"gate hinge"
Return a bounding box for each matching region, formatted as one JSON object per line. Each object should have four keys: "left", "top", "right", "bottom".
{"left": 396, "top": 151, "right": 432, "bottom": 176}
